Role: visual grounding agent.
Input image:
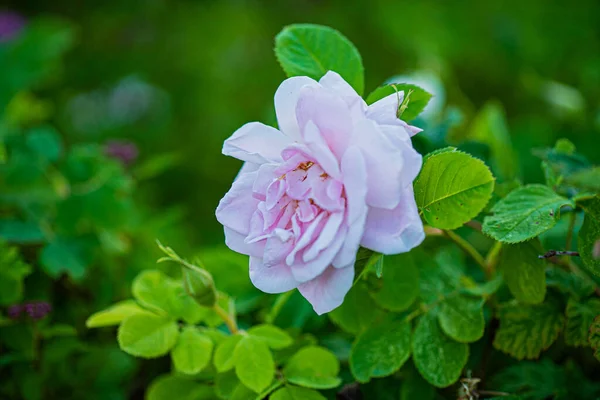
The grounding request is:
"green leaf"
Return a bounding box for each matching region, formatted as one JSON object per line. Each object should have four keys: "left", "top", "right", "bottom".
{"left": 578, "top": 197, "right": 600, "bottom": 276}
{"left": 131, "top": 269, "right": 206, "bottom": 323}
{"left": 171, "top": 326, "right": 214, "bottom": 375}
{"left": 365, "top": 83, "right": 432, "bottom": 121}
{"left": 483, "top": 184, "right": 574, "bottom": 243}
{"left": 565, "top": 298, "right": 600, "bottom": 347}
{"left": 233, "top": 335, "right": 275, "bottom": 393}
{"left": 146, "top": 375, "right": 214, "bottom": 400}
{"left": 0, "top": 243, "right": 32, "bottom": 305}
{"left": 412, "top": 314, "right": 469, "bottom": 388}
{"left": 275, "top": 24, "right": 364, "bottom": 95}
{"left": 589, "top": 316, "right": 600, "bottom": 361}
{"left": 546, "top": 267, "right": 595, "bottom": 300}
{"left": 247, "top": 324, "right": 293, "bottom": 350}
{"left": 215, "top": 370, "right": 239, "bottom": 399}
{"left": 414, "top": 148, "right": 495, "bottom": 230}
{"left": 350, "top": 317, "right": 411, "bottom": 383}
{"left": 367, "top": 253, "right": 419, "bottom": 312}
{"left": 499, "top": 240, "right": 547, "bottom": 304}
{"left": 117, "top": 312, "right": 179, "bottom": 358}
{"left": 283, "top": 346, "right": 341, "bottom": 389}
{"left": 400, "top": 363, "right": 436, "bottom": 400}
{"left": 466, "top": 101, "right": 518, "bottom": 180}
{"left": 493, "top": 299, "right": 564, "bottom": 360}
{"left": 328, "top": 283, "right": 383, "bottom": 334}
{"left": 567, "top": 167, "right": 600, "bottom": 192}
{"left": 86, "top": 300, "right": 145, "bottom": 328}
{"left": 40, "top": 237, "right": 93, "bottom": 280}
{"left": 26, "top": 125, "right": 63, "bottom": 162}
{"left": 214, "top": 334, "right": 243, "bottom": 372}
{"left": 270, "top": 386, "right": 326, "bottom": 400}
{"left": 0, "top": 220, "right": 45, "bottom": 244}
{"left": 438, "top": 295, "right": 485, "bottom": 343}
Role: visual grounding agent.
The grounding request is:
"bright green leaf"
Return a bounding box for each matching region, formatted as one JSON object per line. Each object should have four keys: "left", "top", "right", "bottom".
{"left": 214, "top": 334, "right": 243, "bottom": 372}
{"left": 578, "top": 197, "right": 600, "bottom": 276}
{"left": 146, "top": 374, "right": 214, "bottom": 400}
{"left": 117, "top": 313, "right": 179, "bottom": 358}
{"left": 86, "top": 300, "right": 145, "bottom": 328}
{"left": 350, "top": 318, "right": 411, "bottom": 383}
{"left": 412, "top": 314, "right": 469, "bottom": 388}
{"left": 482, "top": 184, "right": 574, "bottom": 243}
{"left": 284, "top": 346, "right": 341, "bottom": 389}
{"left": 414, "top": 148, "right": 495, "bottom": 230}
{"left": 499, "top": 240, "right": 547, "bottom": 304}
{"left": 233, "top": 335, "right": 275, "bottom": 393}
{"left": 438, "top": 295, "right": 485, "bottom": 343}
{"left": 275, "top": 24, "right": 364, "bottom": 95}
{"left": 493, "top": 299, "right": 564, "bottom": 360}
{"left": 247, "top": 324, "right": 293, "bottom": 350}
{"left": 367, "top": 253, "right": 419, "bottom": 312}
{"left": 171, "top": 326, "right": 214, "bottom": 375}
{"left": 215, "top": 370, "right": 239, "bottom": 399}
{"left": 365, "top": 83, "right": 432, "bottom": 121}
{"left": 270, "top": 386, "right": 326, "bottom": 400}
{"left": 565, "top": 298, "right": 600, "bottom": 347}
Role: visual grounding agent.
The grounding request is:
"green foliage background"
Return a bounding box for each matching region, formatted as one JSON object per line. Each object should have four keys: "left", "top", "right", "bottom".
{"left": 2, "top": 0, "right": 600, "bottom": 399}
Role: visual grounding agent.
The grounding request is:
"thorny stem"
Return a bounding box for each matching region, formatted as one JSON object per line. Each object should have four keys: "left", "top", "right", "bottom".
{"left": 443, "top": 230, "right": 488, "bottom": 276}
{"left": 213, "top": 303, "right": 239, "bottom": 334}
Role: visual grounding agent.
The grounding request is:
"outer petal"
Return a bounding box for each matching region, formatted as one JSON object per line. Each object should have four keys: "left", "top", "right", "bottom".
{"left": 223, "top": 122, "right": 292, "bottom": 164}
{"left": 215, "top": 171, "right": 259, "bottom": 235}
{"left": 379, "top": 124, "right": 423, "bottom": 186}
{"left": 296, "top": 85, "right": 354, "bottom": 160}
{"left": 333, "top": 146, "right": 368, "bottom": 268}
{"left": 360, "top": 185, "right": 425, "bottom": 254}
{"left": 274, "top": 76, "right": 318, "bottom": 141}
{"left": 249, "top": 257, "right": 298, "bottom": 294}
{"left": 298, "top": 265, "right": 354, "bottom": 315}
{"left": 224, "top": 227, "right": 265, "bottom": 258}
{"left": 351, "top": 119, "right": 404, "bottom": 209}
{"left": 366, "top": 92, "right": 423, "bottom": 136}
{"left": 319, "top": 71, "right": 364, "bottom": 112}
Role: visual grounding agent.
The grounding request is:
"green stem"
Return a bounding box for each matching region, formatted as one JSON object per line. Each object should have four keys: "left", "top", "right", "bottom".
{"left": 485, "top": 241, "right": 503, "bottom": 276}
{"left": 443, "top": 230, "right": 488, "bottom": 276}
{"left": 213, "top": 303, "right": 238, "bottom": 334}
{"left": 266, "top": 291, "right": 294, "bottom": 324}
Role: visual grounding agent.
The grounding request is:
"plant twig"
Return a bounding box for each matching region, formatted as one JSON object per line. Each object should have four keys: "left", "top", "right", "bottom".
{"left": 443, "top": 230, "right": 488, "bottom": 276}
{"left": 213, "top": 303, "right": 238, "bottom": 334}
{"left": 538, "top": 250, "right": 580, "bottom": 259}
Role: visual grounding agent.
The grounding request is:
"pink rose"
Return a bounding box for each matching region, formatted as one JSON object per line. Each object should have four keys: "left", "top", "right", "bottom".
{"left": 216, "top": 71, "right": 425, "bottom": 314}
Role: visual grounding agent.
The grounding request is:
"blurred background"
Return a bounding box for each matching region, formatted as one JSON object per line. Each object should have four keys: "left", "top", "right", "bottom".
{"left": 1, "top": 0, "right": 600, "bottom": 398}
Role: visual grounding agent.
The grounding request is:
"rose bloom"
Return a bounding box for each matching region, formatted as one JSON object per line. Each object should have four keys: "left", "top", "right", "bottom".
{"left": 216, "top": 72, "right": 424, "bottom": 314}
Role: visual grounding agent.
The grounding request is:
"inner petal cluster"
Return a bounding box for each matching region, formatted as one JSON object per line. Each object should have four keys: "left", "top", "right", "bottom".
{"left": 246, "top": 146, "right": 346, "bottom": 276}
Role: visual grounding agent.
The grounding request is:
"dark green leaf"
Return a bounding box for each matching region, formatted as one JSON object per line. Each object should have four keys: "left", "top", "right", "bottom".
{"left": 499, "top": 240, "right": 546, "bottom": 304}
{"left": 367, "top": 253, "right": 419, "bottom": 312}
{"left": 483, "top": 184, "right": 574, "bottom": 243}
{"left": 412, "top": 314, "right": 469, "bottom": 388}
{"left": 329, "top": 283, "right": 383, "bottom": 334}
{"left": 565, "top": 298, "right": 600, "bottom": 347}
{"left": 146, "top": 375, "right": 214, "bottom": 400}
{"left": 578, "top": 197, "right": 600, "bottom": 276}
{"left": 438, "top": 295, "right": 485, "bottom": 343}
{"left": 350, "top": 317, "right": 411, "bottom": 383}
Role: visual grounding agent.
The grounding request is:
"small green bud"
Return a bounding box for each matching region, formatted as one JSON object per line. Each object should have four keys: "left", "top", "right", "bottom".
{"left": 182, "top": 266, "right": 217, "bottom": 307}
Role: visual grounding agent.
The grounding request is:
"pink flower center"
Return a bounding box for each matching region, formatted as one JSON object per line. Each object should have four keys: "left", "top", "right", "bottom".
{"left": 246, "top": 148, "right": 347, "bottom": 268}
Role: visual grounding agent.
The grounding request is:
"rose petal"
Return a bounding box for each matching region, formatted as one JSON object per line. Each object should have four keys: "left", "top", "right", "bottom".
{"left": 249, "top": 257, "right": 298, "bottom": 293}
{"left": 379, "top": 124, "right": 423, "bottom": 185}
{"left": 216, "top": 171, "right": 259, "bottom": 235}
{"left": 302, "top": 121, "right": 341, "bottom": 179}
{"left": 361, "top": 185, "right": 425, "bottom": 254}
{"left": 274, "top": 76, "right": 318, "bottom": 141}
{"left": 366, "top": 91, "right": 423, "bottom": 136}
{"left": 224, "top": 227, "right": 265, "bottom": 257}
{"left": 298, "top": 265, "right": 354, "bottom": 314}
{"left": 223, "top": 122, "right": 291, "bottom": 164}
